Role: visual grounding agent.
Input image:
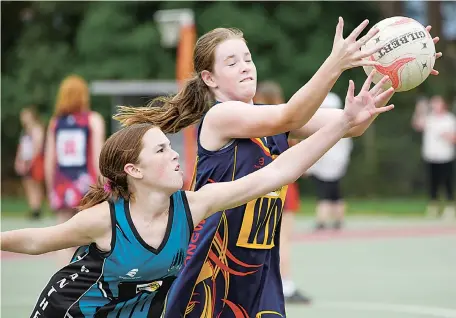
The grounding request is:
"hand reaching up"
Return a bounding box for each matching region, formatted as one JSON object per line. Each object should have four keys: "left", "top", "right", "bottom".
{"left": 426, "top": 25, "right": 442, "bottom": 76}
{"left": 343, "top": 70, "right": 395, "bottom": 127}
{"left": 331, "top": 17, "right": 383, "bottom": 71}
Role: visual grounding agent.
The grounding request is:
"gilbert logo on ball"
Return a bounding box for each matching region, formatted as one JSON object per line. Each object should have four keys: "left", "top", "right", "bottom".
{"left": 361, "top": 16, "right": 436, "bottom": 92}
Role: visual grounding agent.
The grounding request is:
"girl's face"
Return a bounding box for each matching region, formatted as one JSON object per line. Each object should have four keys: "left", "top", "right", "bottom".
{"left": 20, "top": 109, "right": 34, "bottom": 128}
{"left": 431, "top": 96, "right": 447, "bottom": 114}
{"left": 204, "top": 39, "right": 257, "bottom": 103}
{"left": 129, "top": 127, "right": 183, "bottom": 193}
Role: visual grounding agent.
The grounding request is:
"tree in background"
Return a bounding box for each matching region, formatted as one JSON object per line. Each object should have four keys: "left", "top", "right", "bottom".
{"left": 1, "top": 1, "right": 450, "bottom": 197}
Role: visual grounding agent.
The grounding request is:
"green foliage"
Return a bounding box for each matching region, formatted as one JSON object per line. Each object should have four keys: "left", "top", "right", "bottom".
{"left": 1, "top": 1, "right": 448, "bottom": 196}
{"left": 75, "top": 3, "right": 169, "bottom": 80}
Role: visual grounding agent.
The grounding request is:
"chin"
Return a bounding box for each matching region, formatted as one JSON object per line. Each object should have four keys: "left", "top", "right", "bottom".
{"left": 237, "top": 88, "right": 256, "bottom": 103}
{"left": 164, "top": 183, "right": 183, "bottom": 195}
{"left": 159, "top": 174, "right": 184, "bottom": 194}
{"left": 173, "top": 175, "right": 184, "bottom": 191}
{"left": 246, "top": 84, "right": 257, "bottom": 98}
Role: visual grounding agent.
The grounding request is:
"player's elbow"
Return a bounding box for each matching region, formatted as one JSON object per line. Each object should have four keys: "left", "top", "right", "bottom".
{"left": 276, "top": 110, "right": 305, "bottom": 132}
{"left": 269, "top": 167, "right": 296, "bottom": 189}
{"left": 286, "top": 117, "right": 306, "bottom": 132}
{"left": 28, "top": 248, "right": 43, "bottom": 255}
{"left": 26, "top": 241, "right": 46, "bottom": 255}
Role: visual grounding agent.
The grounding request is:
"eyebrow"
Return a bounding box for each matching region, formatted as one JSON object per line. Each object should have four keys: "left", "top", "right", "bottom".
{"left": 224, "top": 52, "right": 251, "bottom": 61}
{"left": 156, "top": 142, "right": 171, "bottom": 148}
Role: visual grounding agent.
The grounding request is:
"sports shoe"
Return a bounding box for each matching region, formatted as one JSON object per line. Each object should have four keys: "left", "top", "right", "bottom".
{"left": 285, "top": 290, "right": 312, "bottom": 304}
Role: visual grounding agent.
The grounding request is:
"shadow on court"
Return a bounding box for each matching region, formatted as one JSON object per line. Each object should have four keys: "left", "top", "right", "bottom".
{"left": 2, "top": 216, "right": 455, "bottom": 318}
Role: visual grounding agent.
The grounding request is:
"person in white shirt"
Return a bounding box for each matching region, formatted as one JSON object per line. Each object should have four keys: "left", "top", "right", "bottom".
{"left": 307, "top": 92, "right": 353, "bottom": 230}
{"left": 412, "top": 95, "right": 456, "bottom": 218}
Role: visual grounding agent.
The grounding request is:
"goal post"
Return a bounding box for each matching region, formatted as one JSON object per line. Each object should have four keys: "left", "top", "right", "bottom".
{"left": 154, "top": 8, "right": 197, "bottom": 191}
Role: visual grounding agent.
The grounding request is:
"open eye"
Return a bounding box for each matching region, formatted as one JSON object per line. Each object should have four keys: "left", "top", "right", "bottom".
{"left": 157, "top": 148, "right": 164, "bottom": 153}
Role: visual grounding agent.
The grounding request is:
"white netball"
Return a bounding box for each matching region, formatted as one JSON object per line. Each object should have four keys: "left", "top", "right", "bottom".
{"left": 361, "top": 16, "right": 436, "bottom": 92}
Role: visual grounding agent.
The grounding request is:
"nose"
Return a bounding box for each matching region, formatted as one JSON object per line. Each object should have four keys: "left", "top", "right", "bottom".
{"left": 240, "top": 60, "right": 251, "bottom": 74}
{"left": 172, "top": 149, "right": 180, "bottom": 161}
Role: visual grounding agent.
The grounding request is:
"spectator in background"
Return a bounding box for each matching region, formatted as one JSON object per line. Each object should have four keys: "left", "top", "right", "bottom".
{"left": 412, "top": 95, "right": 456, "bottom": 219}
{"left": 254, "top": 81, "right": 312, "bottom": 304}
{"left": 14, "top": 106, "right": 45, "bottom": 220}
{"left": 307, "top": 92, "right": 353, "bottom": 230}
{"left": 44, "top": 75, "right": 105, "bottom": 264}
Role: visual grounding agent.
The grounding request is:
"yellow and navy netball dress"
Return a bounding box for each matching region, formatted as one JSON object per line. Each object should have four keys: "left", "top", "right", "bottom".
{"left": 165, "top": 104, "right": 290, "bottom": 318}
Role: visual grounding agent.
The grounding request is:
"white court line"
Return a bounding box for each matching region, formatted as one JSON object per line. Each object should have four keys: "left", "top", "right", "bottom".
{"left": 314, "top": 301, "right": 456, "bottom": 318}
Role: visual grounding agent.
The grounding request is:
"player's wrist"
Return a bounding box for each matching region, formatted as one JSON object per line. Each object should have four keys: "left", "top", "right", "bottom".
{"left": 324, "top": 54, "right": 344, "bottom": 77}
{"left": 339, "top": 111, "right": 355, "bottom": 130}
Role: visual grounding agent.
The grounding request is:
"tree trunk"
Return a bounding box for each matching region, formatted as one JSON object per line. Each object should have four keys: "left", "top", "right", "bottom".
{"left": 377, "top": 2, "right": 403, "bottom": 18}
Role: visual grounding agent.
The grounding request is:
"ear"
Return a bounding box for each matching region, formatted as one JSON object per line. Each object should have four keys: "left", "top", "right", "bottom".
{"left": 201, "top": 70, "right": 217, "bottom": 88}
{"left": 124, "top": 163, "right": 143, "bottom": 180}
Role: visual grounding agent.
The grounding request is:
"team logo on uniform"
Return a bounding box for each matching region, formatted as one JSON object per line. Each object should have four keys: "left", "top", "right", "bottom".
{"left": 119, "top": 268, "right": 142, "bottom": 279}
{"left": 126, "top": 269, "right": 138, "bottom": 278}
{"left": 136, "top": 281, "right": 163, "bottom": 293}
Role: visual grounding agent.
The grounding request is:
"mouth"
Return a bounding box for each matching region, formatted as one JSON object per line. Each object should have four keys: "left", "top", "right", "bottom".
{"left": 174, "top": 164, "right": 180, "bottom": 172}
{"left": 240, "top": 77, "right": 254, "bottom": 83}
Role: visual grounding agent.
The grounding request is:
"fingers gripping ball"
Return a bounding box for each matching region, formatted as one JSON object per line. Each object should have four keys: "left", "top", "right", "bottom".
{"left": 361, "top": 16, "right": 436, "bottom": 92}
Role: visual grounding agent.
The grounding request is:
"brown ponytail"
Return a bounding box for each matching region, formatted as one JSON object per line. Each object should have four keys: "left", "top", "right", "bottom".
{"left": 78, "top": 178, "right": 111, "bottom": 211}
{"left": 114, "top": 27, "right": 246, "bottom": 133}
{"left": 114, "top": 75, "right": 213, "bottom": 133}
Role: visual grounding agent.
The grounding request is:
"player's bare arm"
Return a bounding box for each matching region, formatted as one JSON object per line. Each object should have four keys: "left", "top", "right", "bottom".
{"left": 44, "top": 118, "right": 56, "bottom": 195}
{"left": 203, "top": 18, "right": 381, "bottom": 149}
{"left": 0, "top": 202, "right": 111, "bottom": 255}
{"left": 290, "top": 73, "right": 394, "bottom": 138}
{"left": 187, "top": 73, "right": 394, "bottom": 225}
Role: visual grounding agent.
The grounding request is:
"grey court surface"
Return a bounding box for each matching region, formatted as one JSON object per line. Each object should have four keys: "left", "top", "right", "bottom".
{"left": 1, "top": 216, "right": 455, "bottom": 318}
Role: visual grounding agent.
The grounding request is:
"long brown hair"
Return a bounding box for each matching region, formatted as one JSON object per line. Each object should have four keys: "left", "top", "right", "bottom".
{"left": 78, "top": 123, "right": 154, "bottom": 211}
{"left": 54, "top": 75, "right": 90, "bottom": 116}
{"left": 114, "top": 28, "right": 245, "bottom": 134}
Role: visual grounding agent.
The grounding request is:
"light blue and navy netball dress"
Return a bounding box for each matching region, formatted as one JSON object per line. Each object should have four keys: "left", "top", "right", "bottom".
{"left": 30, "top": 191, "right": 193, "bottom": 318}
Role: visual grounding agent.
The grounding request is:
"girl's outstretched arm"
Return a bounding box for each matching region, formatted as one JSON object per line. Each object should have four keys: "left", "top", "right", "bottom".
{"left": 1, "top": 202, "right": 110, "bottom": 255}
{"left": 187, "top": 73, "right": 394, "bottom": 225}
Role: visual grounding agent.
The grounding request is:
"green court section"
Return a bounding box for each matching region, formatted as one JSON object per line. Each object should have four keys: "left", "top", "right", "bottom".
{"left": 1, "top": 216, "right": 455, "bottom": 317}
{"left": 1, "top": 196, "right": 432, "bottom": 218}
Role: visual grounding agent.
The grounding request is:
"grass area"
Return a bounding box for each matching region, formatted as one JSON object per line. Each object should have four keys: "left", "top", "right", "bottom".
{"left": 1, "top": 197, "right": 54, "bottom": 218}
{"left": 0, "top": 196, "right": 428, "bottom": 218}
{"left": 300, "top": 197, "right": 428, "bottom": 217}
